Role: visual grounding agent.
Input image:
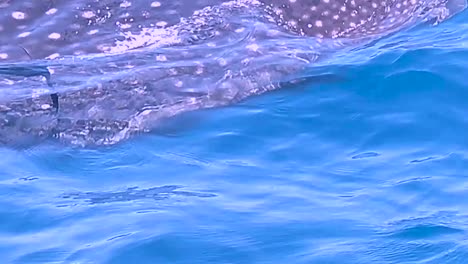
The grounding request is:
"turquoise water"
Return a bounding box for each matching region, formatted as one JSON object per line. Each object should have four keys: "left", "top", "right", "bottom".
{"left": 2, "top": 1, "right": 468, "bottom": 264}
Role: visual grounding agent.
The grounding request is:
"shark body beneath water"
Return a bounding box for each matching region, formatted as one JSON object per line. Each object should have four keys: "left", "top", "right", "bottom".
{"left": 0, "top": 0, "right": 465, "bottom": 147}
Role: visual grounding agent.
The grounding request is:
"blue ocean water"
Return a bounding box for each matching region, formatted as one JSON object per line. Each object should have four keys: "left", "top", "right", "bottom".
{"left": 1, "top": 1, "right": 468, "bottom": 264}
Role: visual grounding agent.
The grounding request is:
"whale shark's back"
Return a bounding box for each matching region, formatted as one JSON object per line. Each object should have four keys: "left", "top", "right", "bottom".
{"left": 262, "top": 0, "right": 466, "bottom": 38}
{"left": 0, "top": 0, "right": 465, "bottom": 62}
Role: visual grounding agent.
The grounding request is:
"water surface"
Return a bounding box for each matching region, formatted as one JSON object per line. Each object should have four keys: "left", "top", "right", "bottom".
{"left": 1, "top": 0, "right": 468, "bottom": 263}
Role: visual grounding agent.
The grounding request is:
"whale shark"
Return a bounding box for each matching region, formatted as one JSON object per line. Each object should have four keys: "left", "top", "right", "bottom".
{"left": 0, "top": 0, "right": 465, "bottom": 147}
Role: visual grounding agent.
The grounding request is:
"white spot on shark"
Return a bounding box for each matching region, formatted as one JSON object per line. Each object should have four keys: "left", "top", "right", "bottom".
{"left": 246, "top": 43, "right": 260, "bottom": 52}
{"left": 156, "top": 54, "right": 167, "bottom": 61}
{"left": 82, "top": 11, "right": 96, "bottom": 19}
{"left": 151, "top": 2, "right": 162, "bottom": 8}
{"left": 48, "top": 33, "right": 61, "bottom": 39}
{"left": 12, "top": 12, "right": 26, "bottom": 20}
{"left": 41, "top": 104, "right": 52, "bottom": 110}
{"left": 174, "top": 80, "right": 184, "bottom": 87}
{"left": 45, "top": 8, "right": 58, "bottom": 15}
{"left": 156, "top": 21, "right": 168, "bottom": 27}
{"left": 88, "top": 29, "right": 99, "bottom": 35}
{"left": 18, "top": 32, "right": 31, "bottom": 38}
{"left": 120, "top": 1, "right": 132, "bottom": 8}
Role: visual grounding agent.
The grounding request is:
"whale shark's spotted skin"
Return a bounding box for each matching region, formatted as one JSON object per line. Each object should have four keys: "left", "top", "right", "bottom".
{"left": 0, "top": 0, "right": 232, "bottom": 60}
{"left": 0, "top": 0, "right": 464, "bottom": 147}
{"left": 260, "top": 0, "right": 451, "bottom": 38}
{"left": 0, "top": 0, "right": 460, "bottom": 60}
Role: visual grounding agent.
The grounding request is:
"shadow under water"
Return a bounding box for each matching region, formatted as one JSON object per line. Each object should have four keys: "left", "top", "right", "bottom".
{"left": 60, "top": 185, "right": 217, "bottom": 205}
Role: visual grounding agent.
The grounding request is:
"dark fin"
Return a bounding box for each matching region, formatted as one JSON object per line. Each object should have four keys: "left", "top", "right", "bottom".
{"left": 19, "top": 45, "right": 59, "bottom": 113}
{"left": 50, "top": 93, "right": 59, "bottom": 112}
